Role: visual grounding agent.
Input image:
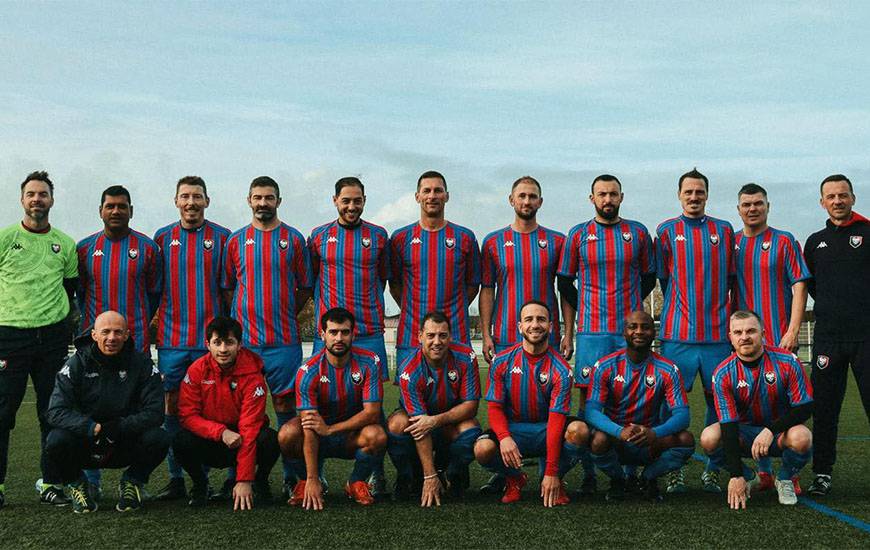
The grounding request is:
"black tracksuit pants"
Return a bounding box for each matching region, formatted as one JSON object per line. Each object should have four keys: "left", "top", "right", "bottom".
{"left": 173, "top": 427, "right": 279, "bottom": 485}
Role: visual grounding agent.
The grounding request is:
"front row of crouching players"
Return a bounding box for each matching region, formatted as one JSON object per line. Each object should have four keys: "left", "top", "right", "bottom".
{"left": 279, "top": 307, "right": 387, "bottom": 509}
{"left": 474, "top": 300, "right": 585, "bottom": 507}
{"left": 701, "top": 310, "right": 813, "bottom": 509}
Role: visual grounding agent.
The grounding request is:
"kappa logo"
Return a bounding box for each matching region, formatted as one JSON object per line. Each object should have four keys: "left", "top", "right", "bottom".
{"left": 817, "top": 355, "right": 829, "bottom": 370}
{"left": 299, "top": 364, "right": 309, "bottom": 373}
{"left": 60, "top": 365, "right": 71, "bottom": 378}
{"left": 203, "top": 239, "right": 214, "bottom": 250}
{"left": 586, "top": 234, "right": 598, "bottom": 241}
{"left": 622, "top": 232, "right": 632, "bottom": 242}
{"left": 170, "top": 239, "right": 182, "bottom": 246}
{"left": 816, "top": 241, "right": 827, "bottom": 249}
{"left": 511, "top": 367, "right": 523, "bottom": 375}
{"left": 319, "top": 375, "right": 330, "bottom": 383}
{"left": 737, "top": 380, "right": 750, "bottom": 389}
{"left": 675, "top": 234, "right": 686, "bottom": 242}
{"left": 245, "top": 238, "right": 256, "bottom": 246}
{"left": 51, "top": 243, "right": 61, "bottom": 253}
{"left": 351, "top": 370, "right": 363, "bottom": 385}
{"left": 504, "top": 240, "right": 514, "bottom": 247}
{"left": 128, "top": 248, "right": 139, "bottom": 259}
{"left": 709, "top": 234, "right": 719, "bottom": 245}
{"left": 361, "top": 237, "right": 371, "bottom": 248}
{"left": 538, "top": 370, "right": 549, "bottom": 385}
{"left": 373, "top": 355, "right": 381, "bottom": 364}
{"left": 11, "top": 243, "right": 23, "bottom": 250}
{"left": 0, "top": 359, "right": 6, "bottom": 371}
{"left": 447, "top": 369, "right": 459, "bottom": 383}
{"left": 253, "top": 386, "right": 265, "bottom": 398}
{"left": 183, "top": 374, "right": 191, "bottom": 384}
{"left": 327, "top": 236, "right": 338, "bottom": 244}
{"left": 445, "top": 237, "right": 456, "bottom": 249}
{"left": 427, "top": 376, "right": 435, "bottom": 385}
{"left": 93, "top": 249, "right": 104, "bottom": 257}
{"left": 538, "top": 239, "right": 548, "bottom": 249}
{"left": 202, "top": 379, "right": 215, "bottom": 385}
{"left": 761, "top": 241, "right": 771, "bottom": 251}
{"left": 613, "top": 374, "right": 625, "bottom": 383}
{"left": 279, "top": 239, "right": 289, "bottom": 249}
{"left": 84, "top": 372, "right": 99, "bottom": 378}
{"left": 850, "top": 235, "right": 863, "bottom": 249}
{"left": 764, "top": 371, "right": 776, "bottom": 385}
{"left": 400, "top": 372, "right": 411, "bottom": 381}
{"left": 645, "top": 374, "right": 656, "bottom": 388}
{"left": 118, "top": 370, "right": 128, "bottom": 381}
{"left": 468, "top": 351, "right": 476, "bottom": 361}
{"left": 411, "top": 237, "right": 423, "bottom": 245}
{"left": 152, "top": 365, "right": 159, "bottom": 376}
{"left": 581, "top": 366, "right": 592, "bottom": 379}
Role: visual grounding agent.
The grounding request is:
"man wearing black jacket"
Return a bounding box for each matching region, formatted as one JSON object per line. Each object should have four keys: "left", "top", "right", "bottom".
{"left": 43, "top": 311, "right": 169, "bottom": 513}
{"left": 804, "top": 174, "right": 870, "bottom": 496}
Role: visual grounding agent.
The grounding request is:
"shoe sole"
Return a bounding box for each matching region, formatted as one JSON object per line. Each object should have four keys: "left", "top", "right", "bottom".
{"left": 115, "top": 504, "right": 141, "bottom": 512}
{"left": 73, "top": 505, "right": 98, "bottom": 513}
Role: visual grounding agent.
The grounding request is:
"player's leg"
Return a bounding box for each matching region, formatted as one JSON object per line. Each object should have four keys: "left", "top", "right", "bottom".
{"left": 698, "top": 343, "right": 733, "bottom": 491}
{"left": 252, "top": 427, "right": 280, "bottom": 504}
{"left": 277, "top": 417, "right": 310, "bottom": 505}
{"left": 572, "top": 334, "right": 614, "bottom": 494}
{"left": 660, "top": 341, "right": 701, "bottom": 494}
{"left": 386, "top": 409, "right": 416, "bottom": 498}
{"left": 260, "top": 345, "right": 304, "bottom": 499}
{"left": 774, "top": 425, "right": 812, "bottom": 505}
{"left": 345, "top": 423, "right": 387, "bottom": 505}
{"left": 153, "top": 348, "right": 196, "bottom": 500}
{"left": 441, "top": 418, "right": 482, "bottom": 496}
{"left": 474, "top": 427, "right": 527, "bottom": 502}
{"left": 641, "top": 431, "right": 695, "bottom": 501}
{"left": 43, "top": 428, "right": 98, "bottom": 513}
{"left": 353, "top": 334, "right": 391, "bottom": 498}
{"left": 589, "top": 429, "right": 626, "bottom": 501}
{"left": 113, "top": 426, "right": 172, "bottom": 512}
{"left": 172, "top": 427, "right": 233, "bottom": 506}
{"left": 809, "top": 342, "right": 848, "bottom": 495}
{"left": 0, "top": 346, "right": 32, "bottom": 506}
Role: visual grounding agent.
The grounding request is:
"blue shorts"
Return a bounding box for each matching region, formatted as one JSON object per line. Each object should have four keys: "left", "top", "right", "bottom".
{"left": 248, "top": 345, "right": 303, "bottom": 397}
{"left": 318, "top": 431, "right": 357, "bottom": 460}
{"left": 504, "top": 422, "right": 548, "bottom": 458}
{"left": 660, "top": 341, "right": 731, "bottom": 393}
{"left": 157, "top": 348, "right": 206, "bottom": 391}
{"left": 737, "top": 424, "right": 784, "bottom": 458}
{"left": 313, "top": 333, "right": 389, "bottom": 381}
{"left": 574, "top": 333, "right": 624, "bottom": 386}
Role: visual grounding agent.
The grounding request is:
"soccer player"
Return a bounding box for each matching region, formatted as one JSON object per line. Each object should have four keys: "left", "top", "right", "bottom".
{"left": 174, "top": 316, "right": 280, "bottom": 510}
{"left": 152, "top": 176, "right": 231, "bottom": 500}
{"left": 0, "top": 171, "right": 77, "bottom": 508}
{"left": 557, "top": 174, "right": 655, "bottom": 494}
{"left": 43, "top": 311, "right": 170, "bottom": 513}
{"left": 586, "top": 311, "right": 694, "bottom": 502}
{"left": 474, "top": 300, "right": 585, "bottom": 507}
{"left": 701, "top": 310, "right": 813, "bottom": 508}
{"left": 222, "top": 175, "right": 313, "bottom": 497}
{"left": 655, "top": 168, "right": 734, "bottom": 493}
{"left": 389, "top": 171, "right": 480, "bottom": 370}
{"left": 388, "top": 311, "right": 481, "bottom": 506}
{"left": 732, "top": 182, "right": 811, "bottom": 489}
{"left": 278, "top": 308, "right": 386, "bottom": 509}
{"left": 803, "top": 174, "right": 870, "bottom": 496}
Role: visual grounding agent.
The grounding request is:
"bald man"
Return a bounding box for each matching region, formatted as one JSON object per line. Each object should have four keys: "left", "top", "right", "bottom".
{"left": 43, "top": 311, "right": 169, "bottom": 513}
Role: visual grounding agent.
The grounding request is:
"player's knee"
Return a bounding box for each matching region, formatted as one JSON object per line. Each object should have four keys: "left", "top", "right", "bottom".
{"left": 564, "top": 420, "right": 589, "bottom": 447}
{"left": 361, "top": 424, "right": 387, "bottom": 452}
{"left": 387, "top": 410, "right": 410, "bottom": 435}
{"left": 675, "top": 430, "right": 695, "bottom": 449}
{"left": 277, "top": 418, "right": 302, "bottom": 453}
{"left": 787, "top": 425, "right": 812, "bottom": 453}
{"left": 589, "top": 430, "right": 610, "bottom": 454}
{"left": 474, "top": 436, "right": 496, "bottom": 464}
{"left": 272, "top": 394, "right": 293, "bottom": 413}
{"left": 699, "top": 424, "right": 721, "bottom": 453}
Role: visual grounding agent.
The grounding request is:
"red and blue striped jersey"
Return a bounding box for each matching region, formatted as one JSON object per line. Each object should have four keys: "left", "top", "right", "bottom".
{"left": 389, "top": 222, "right": 480, "bottom": 348}
{"left": 558, "top": 219, "right": 654, "bottom": 335}
{"left": 732, "top": 227, "right": 811, "bottom": 344}
{"left": 481, "top": 226, "right": 565, "bottom": 347}
{"left": 485, "top": 344, "right": 572, "bottom": 423}
{"left": 153, "top": 220, "right": 231, "bottom": 350}
{"left": 295, "top": 347, "right": 382, "bottom": 424}
{"left": 397, "top": 343, "right": 480, "bottom": 416}
{"left": 77, "top": 230, "right": 162, "bottom": 353}
{"left": 308, "top": 220, "right": 390, "bottom": 337}
{"left": 655, "top": 215, "right": 735, "bottom": 343}
{"left": 221, "top": 223, "right": 313, "bottom": 347}
{"left": 712, "top": 346, "right": 813, "bottom": 426}
{"left": 586, "top": 349, "right": 687, "bottom": 428}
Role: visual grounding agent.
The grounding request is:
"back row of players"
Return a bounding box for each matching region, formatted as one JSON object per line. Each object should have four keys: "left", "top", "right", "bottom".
{"left": 2, "top": 169, "right": 867, "bottom": 510}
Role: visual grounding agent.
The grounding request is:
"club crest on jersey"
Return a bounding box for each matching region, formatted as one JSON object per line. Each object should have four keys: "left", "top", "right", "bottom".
{"left": 361, "top": 237, "right": 371, "bottom": 248}
{"left": 230, "top": 381, "right": 238, "bottom": 391}
{"left": 645, "top": 375, "right": 656, "bottom": 388}
{"left": 445, "top": 237, "right": 456, "bottom": 249}
{"left": 203, "top": 239, "right": 214, "bottom": 250}
{"left": 538, "top": 370, "right": 549, "bottom": 385}
{"left": 351, "top": 369, "right": 363, "bottom": 385}
{"left": 850, "top": 235, "right": 863, "bottom": 248}
{"left": 0, "top": 359, "right": 6, "bottom": 371}
{"left": 817, "top": 355, "right": 829, "bottom": 369}
{"left": 279, "top": 239, "right": 289, "bottom": 249}
{"left": 622, "top": 232, "right": 632, "bottom": 242}
{"left": 538, "top": 239, "right": 548, "bottom": 249}
{"left": 761, "top": 241, "right": 771, "bottom": 251}
{"left": 128, "top": 248, "right": 138, "bottom": 259}
{"left": 51, "top": 243, "right": 61, "bottom": 253}
{"left": 581, "top": 366, "right": 592, "bottom": 379}
{"left": 764, "top": 371, "right": 776, "bottom": 385}
{"left": 709, "top": 234, "right": 719, "bottom": 245}
{"left": 118, "top": 370, "right": 127, "bottom": 381}
{"left": 447, "top": 369, "right": 459, "bottom": 383}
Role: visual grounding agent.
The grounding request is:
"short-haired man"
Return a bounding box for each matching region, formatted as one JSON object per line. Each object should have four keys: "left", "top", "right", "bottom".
{"left": 655, "top": 168, "right": 735, "bottom": 493}
{"left": 222, "top": 176, "right": 313, "bottom": 497}
{"left": 278, "top": 308, "right": 386, "bottom": 509}
{"left": 152, "top": 175, "right": 231, "bottom": 500}
{"left": 0, "top": 171, "right": 78, "bottom": 508}
{"left": 388, "top": 311, "right": 481, "bottom": 506}
{"left": 586, "top": 311, "right": 694, "bottom": 502}
{"left": 803, "top": 174, "right": 870, "bottom": 496}
{"left": 732, "top": 182, "right": 811, "bottom": 489}
{"left": 43, "top": 311, "right": 169, "bottom": 513}
{"left": 701, "top": 310, "right": 813, "bottom": 508}
{"left": 474, "top": 300, "right": 585, "bottom": 507}
{"left": 389, "top": 170, "right": 480, "bottom": 370}
{"left": 174, "top": 316, "right": 279, "bottom": 510}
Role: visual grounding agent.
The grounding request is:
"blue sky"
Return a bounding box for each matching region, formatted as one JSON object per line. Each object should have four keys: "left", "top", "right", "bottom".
{"left": 3, "top": 2, "right": 869, "bottom": 311}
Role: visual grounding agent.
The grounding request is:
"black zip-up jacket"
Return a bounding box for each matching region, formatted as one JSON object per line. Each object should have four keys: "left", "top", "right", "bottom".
{"left": 805, "top": 212, "right": 870, "bottom": 342}
{"left": 46, "top": 331, "right": 164, "bottom": 438}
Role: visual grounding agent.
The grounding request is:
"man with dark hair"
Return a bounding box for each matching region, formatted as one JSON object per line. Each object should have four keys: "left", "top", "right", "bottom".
{"left": 655, "top": 168, "right": 735, "bottom": 493}
{"left": 732, "top": 182, "right": 811, "bottom": 490}
{"left": 803, "top": 174, "right": 870, "bottom": 496}
{"left": 174, "top": 315, "right": 279, "bottom": 510}
{"left": 558, "top": 173, "right": 655, "bottom": 495}
{"left": 388, "top": 310, "right": 481, "bottom": 505}
{"left": 0, "top": 171, "right": 78, "bottom": 508}
{"left": 586, "top": 311, "right": 694, "bottom": 502}
{"left": 76, "top": 184, "right": 162, "bottom": 496}
{"left": 222, "top": 175, "right": 313, "bottom": 498}
{"left": 701, "top": 310, "right": 813, "bottom": 508}
{"left": 278, "top": 308, "right": 385, "bottom": 509}
{"left": 151, "top": 176, "right": 231, "bottom": 500}
{"left": 474, "top": 300, "right": 584, "bottom": 507}
{"left": 43, "top": 311, "right": 169, "bottom": 513}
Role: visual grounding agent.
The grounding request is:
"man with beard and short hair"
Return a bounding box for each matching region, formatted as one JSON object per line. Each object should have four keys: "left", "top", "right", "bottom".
{"left": 474, "top": 300, "right": 585, "bottom": 507}
{"left": 278, "top": 308, "right": 386, "bottom": 509}
{"left": 557, "top": 174, "right": 655, "bottom": 495}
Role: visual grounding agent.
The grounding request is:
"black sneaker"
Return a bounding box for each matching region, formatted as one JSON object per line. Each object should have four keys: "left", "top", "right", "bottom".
{"left": 116, "top": 479, "right": 143, "bottom": 512}
{"left": 479, "top": 473, "right": 506, "bottom": 495}
{"left": 605, "top": 477, "right": 626, "bottom": 502}
{"left": 188, "top": 483, "right": 209, "bottom": 507}
{"left": 39, "top": 485, "right": 71, "bottom": 506}
{"left": 253, "top": 479, "right": 272, "bottom": 506}
{"left": 624, "top": 474, "right": 643, "bottom": 495}
{"left": 68, "top": 483, "right": 98, "bottom": 513}
{"left": 367, "top": 472, "right": 389, "bottom": 500}
{"left": 807, "top": 474, "right": 832, "bottom": 496}
{"left": 152, "top": 478, "right": 187, "bottom": 501}
{"left": 210, "top": 478, "right": 235, "bottom": 502}
{"left": 645, "top": 479, "right": 664, "bottom": 503}
{"left": 393, "top": 476, "right": 413, "bottom": 501}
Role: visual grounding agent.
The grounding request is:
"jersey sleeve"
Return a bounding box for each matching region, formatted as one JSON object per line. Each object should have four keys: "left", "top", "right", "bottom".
{"left": 62, "top": 235, "right": 78, "bottom": 279}
{"left": 220, "top": 237, "right": 238, "bottom": 290}
{"left": 639, "top": 226, "right": 655, "bottom": 275}
{"left": 292, "top": 232, "right": 313, "bottom": 289}
{"left": 784, "top": 234, "right": 812, "bottom": 285}
{"left": 377, "top": 229, "right": 391, "bottom": 283}
{"left": 557, "top": 228, "right": 580, "bottom": 278}
{"left": 654, "top": 229, "right": 671, "bottom": 281}
{"left": 785, "top": 357, "right": 813, "bottom": 407}
{"left": 294, "top": 363, "right": 319, "bottom": 412}
{"left": 398, "top": 366, "right": 428, "bottom": 416}
{"left": 362, "top": 359, "right": 383, "bottom": 403}
{"left": 388, "top": 231, "right": 405, "bottom": 285}
{"left": 712, "top": 368, "right": 738, "bottom": 423}
{"left": 460, "top": 353, "right": 481, "bottom": 401}
{"left": 548, "top": 364, "right": 572, "bottom": 415}
{"left": 146, "top": 242, "right": 163, "bottom": 295}
{"left": 484, "top": 359, "right": 506, "bottom": 403}
{"left": 307, "top": 231, "right": 322, "bottom": 284}
{"left": 480, "top": 237, "right": 497, "bottom": 288}
{"left": 464, "top": 232, "right": 481, "bottom": 287}
{"left": 663, "top": 365, "right": 689, "bottom": 412}
{"left": 586, "top": 361, "right": 609, "bottom": 407}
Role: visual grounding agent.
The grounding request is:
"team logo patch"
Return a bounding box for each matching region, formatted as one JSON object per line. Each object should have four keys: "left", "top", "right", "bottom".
{"left": 622, "top": 232, "right": 632, "bottom": 242}
{"left": 645, "top": 375, "right": 656, "bottom": 388}
{"left": 351, "top": 369, "right": 363, "bottom": 385}
{"left": 118, "top": 370, "right": 128, "bottom": 381}
{"left": 581, "top": 366, "right": 592, "bottom": 379}
{"left": 400, "top": 372, "right": 411, "bottom": 381}
{"left": 447, "top": 369, "right": 459, "bottom": 383}
{"left": 538, "top": 239, "right": 548, "bottom": 249}
{"left": 761, "top": 241, "right": 771, "bottom": 251}
{"left": 445, "top": 237, "right": 456, "bottom": 249}
{"left": 850, "top": 236, "right": 863, "bottom": 248}
{"left": 253, "top": 386, "right": 265, "bottom": 397}
{"left": 183, "top": 374, "right": 191, "bottom": 384}
{"left": 817, "top": 355, "right": 829, "bottom": 369}
{"left": 0, "top": 359, "right": 6, "bottom": 371}
{"left": 279, "top": 239, "right": 289, "bottom": 249}
{"left": 230, "top": 381, "right": 238, "bottom": 391}
{"left": 361, "top": 237, "right": 371, "bottom": 248}
{"left": 128, "top": 248, "right": 139, "bottom": 259}
{"left": 203, "top": 239, "right": 214, "bottom": 250}
{"left": 764, "top": 371, "right": 776, "bottom": 385}
{"left": 538, "top": 370, "right": 549, "bottom": 385}
{"left": 709, "top": 234, "right": 719, "bottom": 245}
{"left": 51, "top": 243, "right": 61, "bottom": 253}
